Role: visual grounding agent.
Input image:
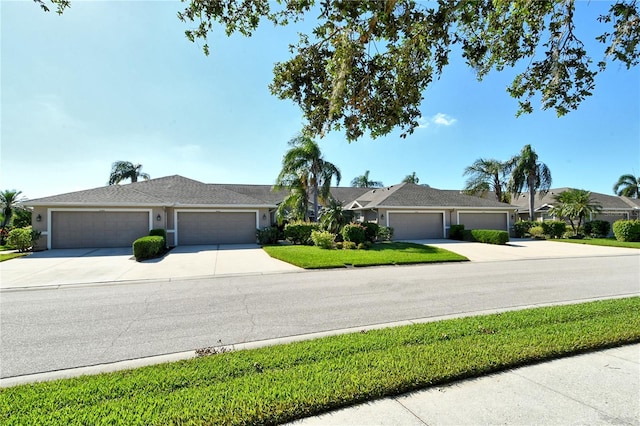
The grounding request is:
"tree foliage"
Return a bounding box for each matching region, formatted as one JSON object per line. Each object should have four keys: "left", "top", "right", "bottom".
{"left": 550, "top": 188, "right": 602, "bottom": 235}
{"left": 508, "top": 145, "right": 552, "bottom": 221}
{"left": 0, "top": 190, "right": 25, "bottom": 233}
{"left": 402, "top": 172, "right": 419, "bottom": 184}
{"left": 463, "top": 158, "right": 510, "bottom": 203}
{"left": 613, "top": 173, "right": 640, "bottom": 198}
{"left": 274, "top": 134, "right": 341, "bottom": 222}
{"left": 37, "top": 1, "right": 640, "bottom": 141}
{"left": 350, "top": 170, "right": 382, "bottom": 188}
{"left": 108, "top": 161, "right": 150, "bottom": 185}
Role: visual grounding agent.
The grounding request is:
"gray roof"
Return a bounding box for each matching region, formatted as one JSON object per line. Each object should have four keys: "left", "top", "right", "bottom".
{"left": 350, "top": 183, "right": 515, "bottom": 209}
{"left": 511, "top": 188, "right": 638, "bottom": 211}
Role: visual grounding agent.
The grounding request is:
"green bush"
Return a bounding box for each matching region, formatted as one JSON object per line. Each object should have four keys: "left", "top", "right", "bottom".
{"left": 513, "top": 220, "right": 536, "bottom": 238}
{"left": 449, "top": 224, "right": 464, "bottom": 240}
{"left": 357, "top": 241, "right": 372, "bottom": 250}
{"left": 541, "top": 220, "right": 567, "bottom": 239}
{"left": 133, "top": 236, "right": 165, "bottom": 260}
{"left": 469, "top": 229, "right": 510, "bottom": 245}
{"left": 341, "top": 223, "right": 366, "bottom": 245}
{"left": 284, "top": 221, "right": 320, "bottom": 245}
{"left": 361, "top": 222, "right": 380, "bottom": 242}
{"left": 613, "top": 219, "right": 640, "bottom": 242}
{"left": 149, "top": 228, "right": 167, "bottom": 246}
{"left": 6, "top": 226, "right": 39, "bottom": 252}
{"left": 584, "top": 220, "right": 611, "bottom": 238}
{"left": 377, "top": 226, "right": 394, "bottom": 241}
{"left": 342, "top": 241, "right": 357, "bottom": 250}
{"left": 311, "top": 230, "right": 336, "bottom": 249}
{"left": 256, "top": 226, "right": 281, "bottom": 245}
{"left": 529, "top": 226, "right": 545, "bottom": 239}
{"left": 335, "top": 242, "right": 343, "bottom": 250}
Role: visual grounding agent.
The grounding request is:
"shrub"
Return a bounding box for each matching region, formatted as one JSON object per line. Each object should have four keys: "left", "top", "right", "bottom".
{"left": 256, "top": 226, "right": 281, "bottom": 245}
{"left": 613, "top": 219, "right": 640, "bottom": 242}
{"left": 469, "top": 229, "right": 510, "bottom": 245}
{"left": 449, "top": 224, "right": 465, "bottom": 240}
{"left": 335, "top": 242, "right": 343, "bottom": 250}
{"left": 361, "top": 222, "right": 380, "bottom": 242}
{"left": 529, "top": 226, "right": 545, "bottom": 239}
{"left": 284, "top": 221, "right": 320, "bottom": 245}
{"left": 541, "top": 220, "right": 566, "bottom": 239}
{"left": 6, "top": 226, "right": 39, "bottom": 252}
{"left": 357, "top": 241, "right": 372, "bottom": 250}
{"left": 513, "top": 220, "right": 536, "bottom": 238}
{"left": 584, "top": 220, "right": 611, "bottom": 238}
{"left": 341, "top": 223, "right": 366, "bottom": 245}
{"left": 377, "top": 226, "right": 394, "bottom": 241}
{"left": 149, "top": 228, "right": 167, "bottom": 246}
{"left": 133, "top": 236, "right": 165, "bottom": 260}
{"left": 342, "top": 241, "right": 357, "bottom": 250}
{"left": 311, "top": 230, "right": 336, "bottom": 249}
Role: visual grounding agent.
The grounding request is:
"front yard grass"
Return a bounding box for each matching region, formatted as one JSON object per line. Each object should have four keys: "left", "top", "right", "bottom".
{"left": 263, "top": 241, "right": 468, "bottom": 268}
{"left": 1, "top": 297, "right": 638, "bottom": 425}
{"left": 0, "top": 252, "right": 28, "bottom": 262}
{"left": 552, "top": 238, "right": 640, "bottom": 249}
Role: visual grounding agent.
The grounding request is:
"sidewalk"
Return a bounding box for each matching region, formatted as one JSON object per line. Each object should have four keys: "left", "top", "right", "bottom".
{"left": 288, "top": 344, "right": 640, "bottom": 425}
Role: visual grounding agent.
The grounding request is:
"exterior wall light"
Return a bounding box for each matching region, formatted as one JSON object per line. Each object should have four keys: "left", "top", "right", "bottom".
{"left": 262, "top": 214, "right": 267, "bottom": 220}
{"left": 36, "top": 214, "right": 42, "bottom": 222}
{"left": 156, "top": 214, "right": 162, "bottom": 222}
{"left": 380, "top": 214, "right": 384, "bottom": 220}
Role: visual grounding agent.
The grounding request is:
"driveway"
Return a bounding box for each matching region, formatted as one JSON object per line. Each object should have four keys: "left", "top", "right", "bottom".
{"left": 0, "top": 245, "right": 301, "bottom": 289}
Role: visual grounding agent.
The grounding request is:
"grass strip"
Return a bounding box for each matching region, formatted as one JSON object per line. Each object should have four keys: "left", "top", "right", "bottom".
{"left": 263, "top": 241, "right": 468, "bottom": 268}
{"left": 1, "top": 297, "right": 639, "bottom": 425}
{"left": 0, "top": 252, "right": 28, "bottom": 262}
{"left": 552, "top": 238, "right": 640, "bottom": 249}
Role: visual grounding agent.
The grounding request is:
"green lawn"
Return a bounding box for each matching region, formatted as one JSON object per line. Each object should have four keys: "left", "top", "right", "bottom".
{"left": 552, "top": 238, "right": 640, "bottom": 249}
{"left": 0, "top": 252, "right": 28, "bottom": 262}
{"left": 263, "top": 241, "right": 468, "bottom": 268}
{"left": 1, "top": 297, "right": 638, "bottom": 425}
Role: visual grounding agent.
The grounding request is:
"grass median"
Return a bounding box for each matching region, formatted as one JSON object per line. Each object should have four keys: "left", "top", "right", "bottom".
{"left": 1, "top": 297, "right": 639, "bottom": 425}
{"left": 551, "top": 238, "right": 640, "bottom": 249}
{"left": 263, "top": 241, "right": 468, "bottom": 268}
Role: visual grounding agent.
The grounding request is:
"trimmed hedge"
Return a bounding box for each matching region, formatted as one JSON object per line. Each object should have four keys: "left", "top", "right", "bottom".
{"left": 256, "top": 226, "right": 281, "bottom": 245}
{"left": 513, "top": 220, "right": 535, "bottom": 238}
{"left": 613, "top": 219, "right": 640, "bottom": 242}
{"left": 341, "top": 223, "right": 366, "bottom": 245}
{"left": 361, "top": 222, "right": 380, "bottom": 242}
{"left": 377, "top": 226, "right": 393, "bottom": 241}
{"left": 311, "top": 230, "right": 336, "bottom": 249}
{"left": 584, "top": 220, "right": 611, "bottom": 238}
{"left": 541, "top": 220, "right": 567, "bottom": 239}
{"left": 469, "top": 229, "right": 510, "bottom": 245}
{"left": 149, "top": 228, "right": 167, "bottom": 246}
{"left": 133, "top": 236, "right": 165, "bottom": 260}
{"left": 284, "top": 221, "right": 320, "bottom": 245}
{"left": 449, "top": 224, "right": 464, "bottom": 240}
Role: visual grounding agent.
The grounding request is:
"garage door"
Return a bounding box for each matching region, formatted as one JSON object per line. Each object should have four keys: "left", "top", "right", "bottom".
{"left": 458, "top": 213, "right": 507, "bottom": 231}
{"left": 178, "top": 212, "right": 256, "bottom": 245}
{"left": 389, "top": 212, "right": 444, "bottom": 240}
{"left": 51, "top": 211, "right": 150, "bottom": 249}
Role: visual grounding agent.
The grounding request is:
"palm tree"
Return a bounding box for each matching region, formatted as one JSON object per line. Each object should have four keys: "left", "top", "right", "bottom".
{"left": 550, "top": 189, "right": 602, "bottom": 236}
{"left": 1, "top": 189, "right": 25, "bottom": 235}
{"left": 613, "top": 174, "right": 640, "bottom": 198}
{"left": 274, "top": 134, "right": 341, "bottom": 222}
{"left": 350, "top": 170, "right": 382, "bottom": 188}
{"left": 108, "top": 161, "right": 150, "bottom": 185}
{"left": 507, "top": 144, "right": 552, "bottom": 221}
{"left": 462, "top": 158, "right": 510, "bottom": 202}
{"left": 402, "top": 172, "right": 419, "bottom": 184}
{"left": 319, "top": 197, "right": 354, "bottom": 233}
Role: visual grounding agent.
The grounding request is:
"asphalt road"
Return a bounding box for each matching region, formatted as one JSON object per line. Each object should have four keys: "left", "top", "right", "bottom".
{"left": 1, "top": 255, "right": 639, "bottom": 378}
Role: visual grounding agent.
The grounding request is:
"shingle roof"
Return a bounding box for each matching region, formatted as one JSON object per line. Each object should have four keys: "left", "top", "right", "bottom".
{"left": 352, "top": 183, "right": 515, "bottom": 209}
{"left": 510, "top": 188, "right": 636, "bottom": 211}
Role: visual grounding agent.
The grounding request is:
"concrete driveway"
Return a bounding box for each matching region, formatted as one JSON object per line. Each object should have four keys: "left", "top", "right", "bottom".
{"left": 0, "top": 244, "right": 301, "bottom": 290}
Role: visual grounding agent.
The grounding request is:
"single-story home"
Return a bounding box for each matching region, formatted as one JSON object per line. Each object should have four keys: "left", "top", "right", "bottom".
{"left": 26, "top": 175, "right": 517, "bottom": 249}
{"left": 512, "top": 188, "right": 640, "bottom": 227}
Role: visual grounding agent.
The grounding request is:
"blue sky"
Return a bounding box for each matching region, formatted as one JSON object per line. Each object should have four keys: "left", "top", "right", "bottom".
{"left": 2, "top": 1, "right": 638, "bottom": 200}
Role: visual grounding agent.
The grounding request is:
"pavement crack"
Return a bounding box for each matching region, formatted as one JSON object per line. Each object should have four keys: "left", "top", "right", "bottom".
{"left": 102, "top": 294, "right": 152, "bottom": 355}
{"left": 394, "top": 398, "right": 429, "bottom": 425}
{"left": 241, "top": 293, "right": 257, "bottom": 339}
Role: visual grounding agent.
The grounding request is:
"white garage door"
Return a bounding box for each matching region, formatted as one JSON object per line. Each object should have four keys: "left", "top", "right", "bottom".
{"left": 389, "top": 212, "right": 444, "bottom": 240}
{"left": 51, "top": 211, "right": 150, "bottom": 249}
{"left": 178, "top": 212, "right": 256, "bottom": 245}
{"left": 458, "top": 213, "right": 508, "bottom": 231}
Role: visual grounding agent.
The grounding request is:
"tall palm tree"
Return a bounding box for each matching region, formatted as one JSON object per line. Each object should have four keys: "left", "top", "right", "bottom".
{"left": 613, "top": 174, "right": 640, "bottom": 198}
{"left": 462, "top": 158, "right": 510, "bottom": 202}
{"left": 319, "top": 196, "right": 353, "bottom": 233}
{"left": 508, "top": 144, "right": 552, "bottom": 221}
{"left": 108, "top": 161, "right": 150, "bottom": 185}
{"left": 1, "top": 189, "right": 24, "bottom": 234}
{"left": 550, "top": 189, "right": 602, "bottom": 235}
{"left": 274, "top": 134, "right": 341, "bottom": 221}
{"left": 350, "top": 170, "right": 382, "bottom": 188}
{"left": 402, "top": 172, "right": 419, "bottom": 184}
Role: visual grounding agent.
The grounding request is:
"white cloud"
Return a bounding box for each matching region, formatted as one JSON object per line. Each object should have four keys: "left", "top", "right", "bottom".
{"left": 432, "top": 113, "right": 457, "bottom": 126}
{"left": 417, "top": 117, "right": 429, "bottom": 129}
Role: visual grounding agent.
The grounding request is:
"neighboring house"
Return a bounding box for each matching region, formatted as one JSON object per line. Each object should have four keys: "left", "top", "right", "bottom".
{"left": 345, "top": 183, "right": 516, "bottom": 240}
{"left": 511, "top": 188, "right": 640, "bottom": 227}
{"left": 26, "top": 175, "right": 516, "bottom": 250}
